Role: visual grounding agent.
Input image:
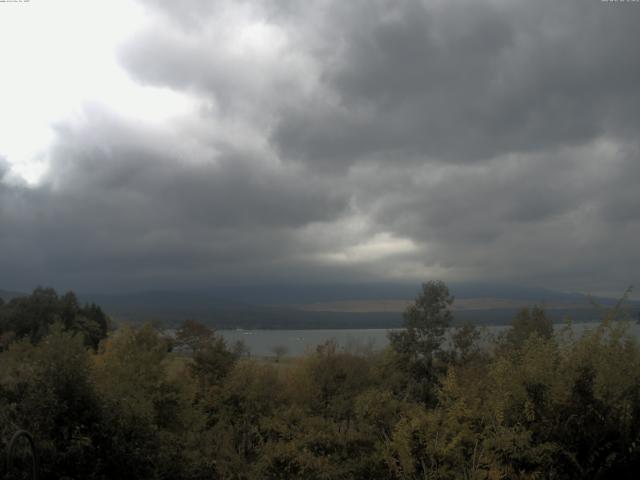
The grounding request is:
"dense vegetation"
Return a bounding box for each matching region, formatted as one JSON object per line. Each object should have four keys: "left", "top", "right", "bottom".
{"left": 1, "top": 282, "right": 639, "bottom": 479}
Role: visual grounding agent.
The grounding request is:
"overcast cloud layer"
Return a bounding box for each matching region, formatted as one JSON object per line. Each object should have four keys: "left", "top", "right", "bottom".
{"left": 1, "top": 0, "right": 639, "bottom": 295}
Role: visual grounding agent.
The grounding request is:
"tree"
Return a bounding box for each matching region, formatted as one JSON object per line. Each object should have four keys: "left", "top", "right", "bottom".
{"left": 92, "top": 323, "right": 184, "bottom": 479}
{"left": 506, "top": 305, "right": 553, "bottom": 348}
{"left": 386, "top": 281, "right": 454, "bottom": 403}
{"left": 0, "top": 324, "right": 103, "bottom": 479}
{"left": 232, "top": 339, "right": 250, "bottom": 358}
{"left": 2, "top": 287, "right": 60, "bottom": 343}
{"left": 271, "top": 344, "right": 289, "bottom": 363}
{"left": 175, "top": 319, "right": 214, "bottom": 352}
{"left": 78, "top": 302, "right": 110, "bottom": 349}
{"left": 174, "top": 320, "right": 238, "bottom": 395}
{"left": 449, "top": 322, "right": 482, "bottom": 365}
{"left": 389, "top": 280, "right": 454, "bottom": 359}
{"left": 0, "top": 288, "right": 109, "bottom": 349}
{"left": 191, "top": 336, "right": 238, "bottom": 390}
{"left": 203, "top": 361, "right": 283, "bottom": 479}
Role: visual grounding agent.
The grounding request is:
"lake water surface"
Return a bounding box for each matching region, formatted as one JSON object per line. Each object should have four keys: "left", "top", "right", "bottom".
{"left": 218, "top": 322, "right": 640, "bottom": 357}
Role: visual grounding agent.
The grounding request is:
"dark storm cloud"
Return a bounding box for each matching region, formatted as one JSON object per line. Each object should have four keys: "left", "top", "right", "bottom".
{"left": 47, "top": 111, "right": 346, "bottom": 229}
{"left": 349, "top": 139, "right": 640, "bottom": 292}
{"left": 123, "top": 0, "right": 640, "bottom": 168}
{"left": 273, "top": 0, "right": 640, "bottom": 167}
{"left": 0, "top": 108, "right": 351, "bottom": 291}
{"left": 1, "top": 0, "right": 639, "bottom": 294}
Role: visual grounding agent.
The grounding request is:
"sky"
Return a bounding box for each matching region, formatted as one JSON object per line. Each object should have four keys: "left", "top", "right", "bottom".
{"left": 1, "top": 0, "right": 639, "bottom": 296}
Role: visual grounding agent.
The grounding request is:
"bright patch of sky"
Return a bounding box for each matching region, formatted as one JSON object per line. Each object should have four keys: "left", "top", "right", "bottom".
{"left": 0, "top": 0, "right": 194, "bottom": 185}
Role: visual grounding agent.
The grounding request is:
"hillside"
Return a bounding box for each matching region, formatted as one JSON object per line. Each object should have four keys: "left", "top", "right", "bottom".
{"left": 76, "top": 283, "right": 639, "bottom": 329}
{"left": 3, "top": 283, "right": 635, "bottom": 329}
{"left": 0, "top": 289, "right": 24, "bottom": 302}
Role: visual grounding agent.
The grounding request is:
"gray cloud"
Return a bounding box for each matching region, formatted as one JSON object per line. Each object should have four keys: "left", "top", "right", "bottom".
{"left": 0, "top": 157, "right": 8, "bottom": 181}
{"left": 0, "top": 108, "right": 351, "bottom": 291}
{"left": 273, "top": 0, "right": 640, "bottom": 167}
{"left": 1, "top": 0, "right": 639, "bottom": 295}
{"left": 123, "top": 1, "right": 640, "bottom": 167}
{"left": 47, "top": 111, "right": 346, "bottom": 229}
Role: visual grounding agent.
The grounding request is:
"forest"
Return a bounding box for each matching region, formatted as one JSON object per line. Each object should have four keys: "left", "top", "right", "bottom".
{"left": 1, "top": 281, "right": 639, "bottom": 479}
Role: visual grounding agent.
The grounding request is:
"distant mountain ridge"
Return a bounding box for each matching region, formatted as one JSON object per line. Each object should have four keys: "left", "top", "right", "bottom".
{"left": 77, "top": 283, "right": 638, "bottom": 328}
{"left": 80, "top": 282, "right": 633, "bottom": 307}
{"left": 2, "top": 283, "right": 637, "bottom": 329}
{"left": 0, "top": 289, "right": 25, "bottom": 301}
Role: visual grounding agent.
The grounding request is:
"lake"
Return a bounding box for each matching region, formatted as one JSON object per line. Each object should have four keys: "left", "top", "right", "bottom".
{"left": 218, "top": 321, "right": 640, "bottom": 357}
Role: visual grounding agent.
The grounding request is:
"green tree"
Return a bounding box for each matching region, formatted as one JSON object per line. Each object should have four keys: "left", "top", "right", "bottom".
{"left": 204, "top": 361, "right": 283, "bottom": 479}
{"left": 0, "top": 324, "right": 103, "bottom": 479}
{"left": 191, "top": 335, "right": 238, "bottom": 393}
{"left": 449, "top": 322, "right": 482, "bottom": 365}
{"left": 388, "top": 280, "right": 454, "bottom": 404}
{"left": 1, "top": 287, "right": 60, "bottom": 344}
{"left": 506, "top": 305, "right": 553, "bottom": 348}
{"left": 389, "top": 280, "right": 454, "bottom": 359}
{"left": 0, "top": 288, "right": 108, "bottom": 349}
{"left": 77, "top": 302, "right": 110, "bottom": 349}
{"left": 175, "top": 318, "right": 214, "bottom": 352}
{"left": 92, "top": 323, "right": 188, "bottom": 479}
{"left": 271, "top": 345, "right": 289, "bottom": 363}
